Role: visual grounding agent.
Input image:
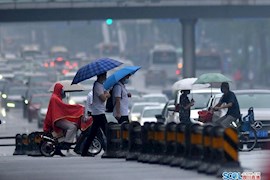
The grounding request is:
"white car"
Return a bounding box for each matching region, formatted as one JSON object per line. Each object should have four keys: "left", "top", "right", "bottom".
{"left": 129, "top": 102, "right": 160, "bottom": 122}
{"left": 141, "top": 93, "right": 168, "bottom": 106}
{"left": 174, "top": 88, "right": 221, "bottom": 123}
{"left": 139, "top": 106, "right": 164, "bottom": 126}
{"left": 68, "top": 91, "right": 88, "bottom": 106}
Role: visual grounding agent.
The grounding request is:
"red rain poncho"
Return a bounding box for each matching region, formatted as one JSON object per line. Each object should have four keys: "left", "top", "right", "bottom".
{"left": 43, "top": 83, "right": 84, "bottom": 133}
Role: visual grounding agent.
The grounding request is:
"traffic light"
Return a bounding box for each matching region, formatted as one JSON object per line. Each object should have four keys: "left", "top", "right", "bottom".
{"left": 106, "top": 18, "right": 113, "bottom": 25}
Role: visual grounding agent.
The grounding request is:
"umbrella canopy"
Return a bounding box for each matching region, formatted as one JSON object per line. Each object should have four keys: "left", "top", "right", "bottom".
{"left": 104, "top": 66, "right": 141, "bottom": 90}
{"left": 172, "top": 77, "right": 209, "bottom": 92}
{"left": 193, "top": 73, "right": 232, "bottom": 84}
{"left": 71, "top": 58, "right": 123, "bottom": 84}
{"left": 49, "top": 80, "right": 85, "bottom": 92}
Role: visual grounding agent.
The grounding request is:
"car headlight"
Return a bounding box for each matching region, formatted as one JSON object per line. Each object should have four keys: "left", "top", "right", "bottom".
{"left": 7, "top": 103, "right": 15, "bottom": 108}
{"left": 1, "top": 108, "right": 6, "bottom": 117}
{"left": 2, "top": 94, "right": 7, "bottom": 99}
{"left": 24, "top": 100, "right": 29, "bottom": 104}
{"left": 131, "top": 115, "right": 139, "bottom": 121}
{"left": 69, "top": 99, "right": 76, "bottom": 105}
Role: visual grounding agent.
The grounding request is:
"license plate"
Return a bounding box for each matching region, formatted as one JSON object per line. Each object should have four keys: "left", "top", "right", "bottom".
{"left": 249, "top": 130, "right": 268, "bottom": 138}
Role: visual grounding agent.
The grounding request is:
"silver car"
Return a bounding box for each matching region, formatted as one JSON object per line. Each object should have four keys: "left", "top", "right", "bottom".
{"left": 207, "top": 89, "right": 270, "bottom": 143}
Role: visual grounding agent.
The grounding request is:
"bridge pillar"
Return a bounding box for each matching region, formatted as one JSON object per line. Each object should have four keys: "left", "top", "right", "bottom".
{"left": 180, "top": 18, "right": 197, "bottom": 78}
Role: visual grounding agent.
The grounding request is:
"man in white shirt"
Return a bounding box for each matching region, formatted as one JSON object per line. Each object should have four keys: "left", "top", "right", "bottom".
{"left": 81, "top": 72, "right": 110, "bottom": 157}
{"left": 113, "top": 74, "right": 131, "bottom": 124}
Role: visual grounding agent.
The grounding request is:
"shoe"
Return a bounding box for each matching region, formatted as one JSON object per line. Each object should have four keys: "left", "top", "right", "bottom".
{"left": 81, "top": 152, "right": 95, "bottom": 157}
{"left": 55, "top": 149, "right": 66, "bottom": 157}
{"left": 59, "top": 142, "right": 71, "bottom": 150}
{"left": 73, "top": 148, "right": 81, "bottom": 155}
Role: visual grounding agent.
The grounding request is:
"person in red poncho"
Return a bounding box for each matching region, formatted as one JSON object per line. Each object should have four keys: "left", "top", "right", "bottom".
{"left": 43, "top": 83, "right": 84, "bottom": 150}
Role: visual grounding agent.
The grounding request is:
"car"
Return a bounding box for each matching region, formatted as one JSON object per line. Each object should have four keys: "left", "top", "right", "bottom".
{"left": 128, "top": 95, "right": 142, "bottom": 111}
{"left": 206, "top": 89, "right": 270, "bottom": 144}
{"left": 68, "top": 91, "right": 88, "bottom": 106}
{"left": 27, "top": 94, "right": 51, "bottom": 124}
{"left": 139, "top": 106, "right": 164, "bottom": 126}
{"left": 129, "top": 102, "right": 160, "bottom": 122}
{"left": 174, "top": 88, "right": 221, "bottom": 124}
{"left": 5, "top": 86, "right": 28, "bottom": 111}
{"left": 141, "top": 93, "right": 168, "bottom": 106}
{"left": 155, "top": 100, "right": 178, "bottom": 124}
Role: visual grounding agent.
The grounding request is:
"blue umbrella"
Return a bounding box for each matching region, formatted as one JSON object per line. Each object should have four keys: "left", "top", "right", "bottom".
{"left": 104, "top": 66, "right": 141, "bottom": 90}
{"left": 72, "top": 58, "right": 123, "bottom": 84}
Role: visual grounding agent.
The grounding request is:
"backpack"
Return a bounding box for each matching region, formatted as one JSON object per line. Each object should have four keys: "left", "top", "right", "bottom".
{"left": 105, "top": 84, "right": 122, "bottom": 113}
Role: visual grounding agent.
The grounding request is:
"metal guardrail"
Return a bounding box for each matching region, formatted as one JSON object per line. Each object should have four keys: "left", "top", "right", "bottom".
{"left": 0, "top": 136, "right": 15, "bottom": 147}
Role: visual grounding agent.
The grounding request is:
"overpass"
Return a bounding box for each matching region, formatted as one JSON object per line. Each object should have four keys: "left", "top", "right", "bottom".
{"left": 2, "top": 0, "right": 270, "bottom": 77}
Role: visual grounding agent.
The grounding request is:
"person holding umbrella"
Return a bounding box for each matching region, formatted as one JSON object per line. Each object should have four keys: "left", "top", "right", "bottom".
{"left": 112, "top": 74, "right": 132, "bottom": 123}
{"left": 179, "top": 90, "right": 195, "bottom": 124}
{"left": 104, "top": 66, "right": 141, "bottom": 124}
{"left": 81, "top": 72, "right": 111, "bottom": 156}
{"left": 70, "top": 58, "right": 123, "bottom": 156}
{"left": 211, "top": 82, "right": 241, "bottom": 128}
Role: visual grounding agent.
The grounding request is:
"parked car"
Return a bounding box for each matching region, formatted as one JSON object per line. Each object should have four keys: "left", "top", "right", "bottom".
{"left": 139, "top": 106, "right": 164, "bottom": 126}
{"left": 206, "top": 89, "right": 270, "bottom": 147}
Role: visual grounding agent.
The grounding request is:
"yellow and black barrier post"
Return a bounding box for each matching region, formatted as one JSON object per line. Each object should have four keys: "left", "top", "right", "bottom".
{"left": 181, "top": 124, "right": 204, "bottom": 170}
{"left": 116, "top": 122, "right": 129, "bottom": 158}
{"left": 170, "top": 123, "right": 186, "bottom": 167}
{"left": 160, "top": 122, "right": 177, "bottom": 165}
{"left": 28, "top": 132, "right": 43, "bottom": 156}
{"left": 205, "top": 126, "right": 225, "bottom": 175}
{"left": 102, "top": 122, "right": 121, "bottom": 158}
{"left": 126, "top": 121, "right": 142, "bottom": 161}
{"left": 216, "top": 127, "right": 243, "bottom": 177}
{"left": 21, "top": 133, "right": 30, "bottom": 155}
{"left": 149, "top": 122, "right": 166, "bottom": 164}
{"left": 197, "top": 124, "right": 214, "bottom": 173}
{"left": 179, "top": 123, "right": 193, "bottom": 169}
{"left": 137, "top": 122, "right": 154, "bottom": 163}
{"left": 13, "top": 134, "right": 23, "bottom": 155}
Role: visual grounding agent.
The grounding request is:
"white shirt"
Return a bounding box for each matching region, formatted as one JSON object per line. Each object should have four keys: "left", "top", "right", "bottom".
{"left": 113, "top": 82, "right": 129, "bottom": 117}
{"left": 86, "top": 91, "right": 93, "bottom": 113}
{"left": 92, "top": 81, "right": 106, "bottom": 115}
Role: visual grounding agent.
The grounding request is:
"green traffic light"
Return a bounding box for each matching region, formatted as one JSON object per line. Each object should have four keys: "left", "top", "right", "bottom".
{"left": 106, "top": 18, "right": 113, "bottom": 25}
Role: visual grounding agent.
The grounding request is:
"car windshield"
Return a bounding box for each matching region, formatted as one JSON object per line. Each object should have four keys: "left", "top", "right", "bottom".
{"left": 189, "top": 93, "right": 213, "bottom": 109}
{"left": 236, "top": 93, "right": 270, "bottom": 109}
{"left": 132, "top": 104, "right": 159, "bottom": 113}
{"left": 142, "top": 108, "right": 163, "bottom": 118}
{"left": 9, "top": 88, "right": 27, "bottom": 96}
{"left": 143, "top": 96, "right": 167, "bottom": 104}
{"left": 32, "top": 96, "right": 50, "bottom": 108}
{"left": 69, "top": 91, "right": 88, "bottom": 97}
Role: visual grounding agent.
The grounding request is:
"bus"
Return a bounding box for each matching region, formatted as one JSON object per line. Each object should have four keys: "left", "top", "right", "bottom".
{"left": 21, "top": 44, "right": 41, "bottom": 58}
{"left": 145, "top": 44, "right": 178, "bottom": 87}
{"left": 195, "top": 49, "right": 223, "bottom": 76}
{"left": 176, "top": 49, "right": 223, "bottom": 78}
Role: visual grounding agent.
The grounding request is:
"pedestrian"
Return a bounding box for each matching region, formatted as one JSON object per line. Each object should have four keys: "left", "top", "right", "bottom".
{"left": 81, "top": 72, "right": 110, "bottom": 157}
{"left": 43, "top": 83, "right": 84, "bottom": 150}
{"left": 112, "top": 74, "right": 132, "bottom": 124}
{"left": 179, "top": 90, "right": 195, "bottom": 124}
{"left": 212, "top": 82, "right": 241, "bottom": 128}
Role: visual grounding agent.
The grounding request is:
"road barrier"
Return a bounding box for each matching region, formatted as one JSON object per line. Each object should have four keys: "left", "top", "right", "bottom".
{"left": 28, "top": 132, "right": 43, "bottom": 156}
{"left": 148, "top": 122, "right": 165, "bottom": 164}
{"left": 101, "top": 122, "right": 121, "bottom": 158}
{"left": 216, "top": 127, "right": 243, "bottom": 177}
{"left": 137, "top": 122, "right": 153, "bottom": 163}
{"left": 170, "top": 123, "right": 186, "bottom": 167}
{"left": 13, "top": 134, "right": 23, "bottom": 155}
{"left": 21, "top": 133, "right": 30, "bottom": 155}
{"left": 182, "top": 124, "right": 204, "bottom": 169}
{"left": 126, "top": 121, "right": 141, "bottom": 161}
{"left": 197, "top": 124, "right": 214, "bottom": 173}
{"left": 160, "top": 122, "right": 177, "bottom": 165}
{"left": 116, "top": 122, "right": 129, "bottom": 158}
